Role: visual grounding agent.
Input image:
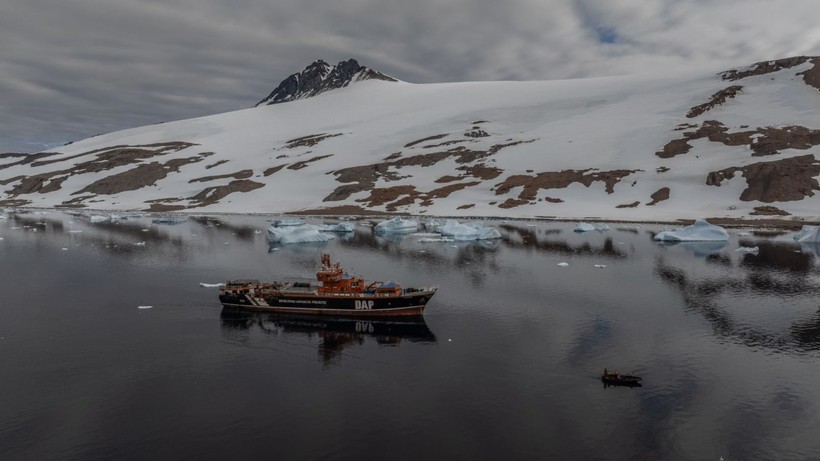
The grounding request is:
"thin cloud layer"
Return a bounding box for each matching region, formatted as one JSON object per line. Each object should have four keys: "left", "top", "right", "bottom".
{"left": 1, "top": 0, "right": 819, "bottom": 152}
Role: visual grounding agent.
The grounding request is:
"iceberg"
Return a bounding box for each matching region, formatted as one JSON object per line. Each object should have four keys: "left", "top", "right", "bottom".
{"left": 574, "top": 222, "right": 596, "bottom": 232}
{"left": 152, "top": 216, "right": 187, "bottom": 225}
{"left": 653, "top": 219, "right": 729, "bottom": 242}
{"left": 424, "top": 219, "right": 443, "bottom": 233}
{"left": 273, "top": 218, "right": 303, "bottom": 227}
{"left": 419, "top": 237, "right": 454, "bottom": 243}
{"left": 735, "top": 246, "right": 759, "bottom": 254}
{"left": 268, "top": 224, "right": 335, "bottom": 244}
{"left": 318, "top": 222, "right": 354, "bottom": 233}
{"left": 659, "top": 241, "right": 728, "bottom": 256}
{"left": 439, "top": 219, "right": 501, "bottom": 240}
{"left": 374, "top": 217, "right": 419, "bottom": 234}
{"left": 89, "top": 213, "right": 128, "bottom": 223}
{"left": 794, "top": 225, "right": 820, "bottom": 243}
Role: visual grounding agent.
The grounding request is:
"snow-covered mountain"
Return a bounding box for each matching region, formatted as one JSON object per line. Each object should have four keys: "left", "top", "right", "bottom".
{"left": 2, "top": 56, "right": 820, "bottom": 223}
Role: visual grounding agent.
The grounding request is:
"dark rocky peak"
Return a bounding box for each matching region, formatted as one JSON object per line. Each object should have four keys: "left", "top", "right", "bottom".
{"left": 255, "top": 59, "right": 397, "bottom": 107}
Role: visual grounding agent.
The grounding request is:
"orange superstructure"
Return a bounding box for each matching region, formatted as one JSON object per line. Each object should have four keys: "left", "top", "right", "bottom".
{"left": 317, "top": 254, "right": 366, "bottom": 294}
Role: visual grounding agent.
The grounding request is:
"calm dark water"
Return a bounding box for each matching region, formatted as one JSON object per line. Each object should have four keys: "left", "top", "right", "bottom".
{"left": 1, "top": 211, "right": 819, "bottom": 460}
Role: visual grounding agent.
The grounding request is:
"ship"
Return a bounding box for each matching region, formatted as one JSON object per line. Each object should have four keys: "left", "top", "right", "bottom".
{"left": 218, "top": 254, "right": 437, "bottom": 316}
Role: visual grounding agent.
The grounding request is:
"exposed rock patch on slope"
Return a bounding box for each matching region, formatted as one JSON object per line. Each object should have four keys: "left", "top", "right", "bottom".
{"left": 686, "top": 86, "right": 743, "bottom": 118}
{"left": 1, "top": 143, "right": 197, "bottom": 200}
{"left": 657, "top": 121, "right": 820, "bottom": 158}
{"left": 706, "top": 154, "right": 820, "bottom": 202}
{"left": 492, "top": 169, "right": 639, "bottom": 209}
{"left": 324, "top": 133, "right": 535, "bottom": 202}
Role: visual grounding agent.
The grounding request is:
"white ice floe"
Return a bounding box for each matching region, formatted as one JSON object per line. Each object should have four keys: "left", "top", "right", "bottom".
{"left": 318, "top": 222, "right": 354, "bottom": 233}
{"left": 133, "top": 241, "right": 146, "bottom": 246}
{"left": 653, "top": 219, "right": 729, "bottom": 242}
{"left": 138, "top": 305, "right": 153, "bottom": 309}
{"left": 374, "top": 217, "right": 419, "bottom": 234}
{"left": 735, "top": 246, "right": 759, "bottom": 253}
{"left": 199, "top": 282, "right": 224, "bottom": 288}
{"left": 267, "top": 224, "right": 335, "bottom": 244}
{"left": 594, "top": 264, "right": 607, "bottom": 268}
{"left": 557, "top": 262, "right": 569, "bottom": 267}
{"left": 794, "top": 225, "right": 820, "bottom": 243}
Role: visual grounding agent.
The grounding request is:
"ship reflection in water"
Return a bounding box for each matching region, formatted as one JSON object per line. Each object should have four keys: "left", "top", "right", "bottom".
{"left": 220, "top": 309, "right": 436, "bottom": 364}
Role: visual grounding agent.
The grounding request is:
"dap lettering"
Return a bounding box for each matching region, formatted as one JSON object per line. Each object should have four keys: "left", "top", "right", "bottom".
{"left": 354, "top": 300, "right": 374, "bottom": 310}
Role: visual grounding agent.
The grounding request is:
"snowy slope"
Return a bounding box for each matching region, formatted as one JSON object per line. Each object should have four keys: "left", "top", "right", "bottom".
{"left": 2, "top": 56, "right": 820, "bottom": 222}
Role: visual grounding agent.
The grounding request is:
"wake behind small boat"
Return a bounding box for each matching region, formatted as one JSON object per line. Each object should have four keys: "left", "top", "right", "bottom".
{"left": 219, "top": 254, "right": 437, "bottom": 316}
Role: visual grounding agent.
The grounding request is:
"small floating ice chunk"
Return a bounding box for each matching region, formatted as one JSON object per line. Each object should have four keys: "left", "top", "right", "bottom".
{"left": 199, "top": 282, "right": 224, "bottom": 288}
{"left": 736, "top": 246, "right": 759, "bottom": 254}
{"left": 557, "top": 262, "right": 569, "bottom": 267}
{"left": 61, "top": 247, "right": 68, "bottom": 251}
{"left": 133, "top": 242, "right": 146, "bottom": 246}
{"left": 737, "top": 232, "right": 751, "bottom": 236}
{"left": 138, "top": 305, "right": 153, "bottom": 309}
{"left": 653, "top": 219, "right": 729, "bottom": 242}
{"left": 594, "top": 264, "right": 606, "bottom": 268}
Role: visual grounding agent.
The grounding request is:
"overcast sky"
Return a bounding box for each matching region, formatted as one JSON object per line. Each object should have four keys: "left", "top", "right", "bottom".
{"left": 2, "top": 0, "right": 819, "bottom": 153}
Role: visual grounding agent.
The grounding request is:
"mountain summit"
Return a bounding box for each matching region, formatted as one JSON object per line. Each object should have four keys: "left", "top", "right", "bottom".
{"left": 255, "top": 59, "right": 398, "bottom": 106}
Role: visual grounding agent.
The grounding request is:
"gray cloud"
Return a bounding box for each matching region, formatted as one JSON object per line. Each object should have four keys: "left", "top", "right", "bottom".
{"left": 2, "top": 0, "right": 819, "bottom": 152}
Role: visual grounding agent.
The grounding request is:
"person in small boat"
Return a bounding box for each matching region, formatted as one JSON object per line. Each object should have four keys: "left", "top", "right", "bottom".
{"left": 603, "top": 368, "right": 619, "bottom": 378}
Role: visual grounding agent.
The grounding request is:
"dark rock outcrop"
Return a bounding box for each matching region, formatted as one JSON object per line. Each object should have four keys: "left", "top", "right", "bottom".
{"left": 255, "top": 59, "right": 397, "bottom": 106}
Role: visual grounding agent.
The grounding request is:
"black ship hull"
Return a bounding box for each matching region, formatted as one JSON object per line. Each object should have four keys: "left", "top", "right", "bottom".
{"left": 219, "top": 291, "right": 435, "bottom": 316}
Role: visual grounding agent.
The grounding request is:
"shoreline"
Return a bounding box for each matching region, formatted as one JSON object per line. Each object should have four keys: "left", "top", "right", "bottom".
{"left": 6, "top": 206, "right": 820, "bottom": 231}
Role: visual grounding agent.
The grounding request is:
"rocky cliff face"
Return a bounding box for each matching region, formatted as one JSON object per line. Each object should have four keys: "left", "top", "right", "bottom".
{"left": 255, "top": 59, "right": 397, "bottom": 106}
